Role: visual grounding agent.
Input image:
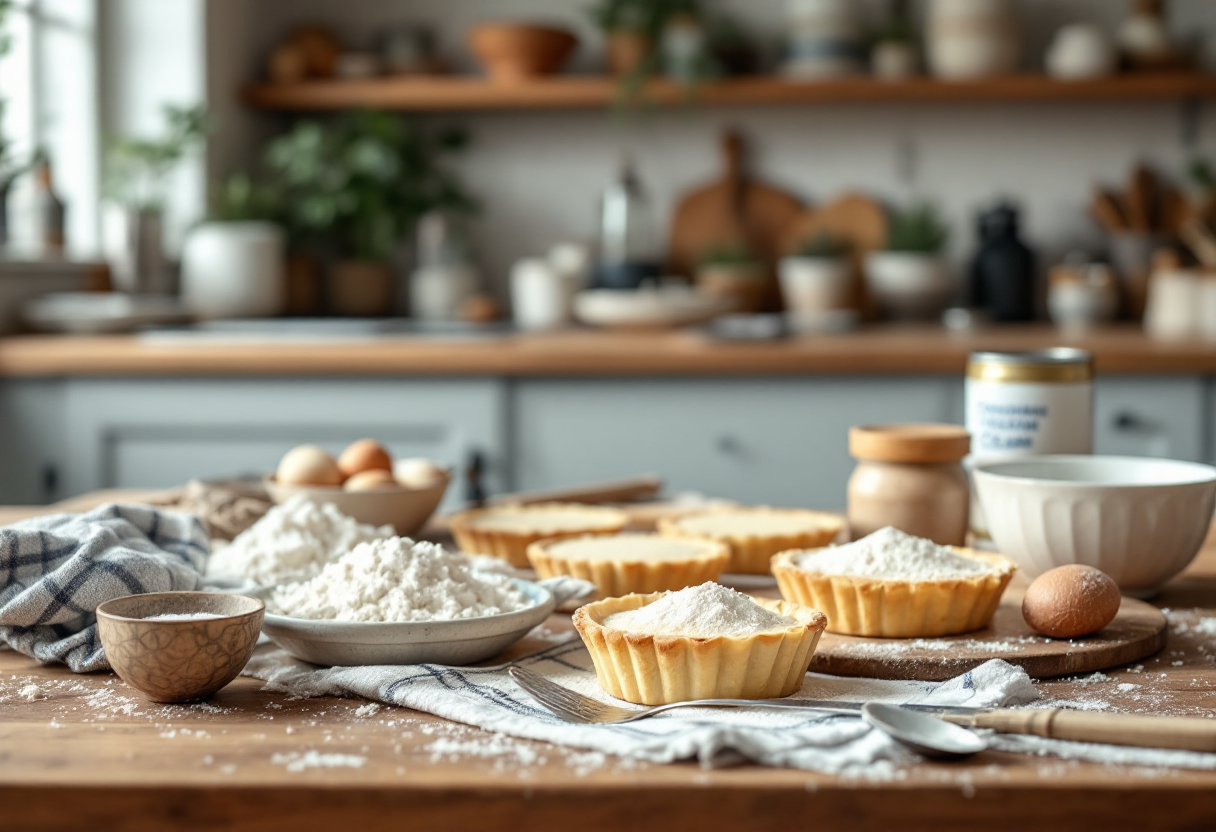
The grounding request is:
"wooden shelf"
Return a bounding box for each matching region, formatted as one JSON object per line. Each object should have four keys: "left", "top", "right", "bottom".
{"left": 242, "top": 72, "right": 1216, "bottom": 112}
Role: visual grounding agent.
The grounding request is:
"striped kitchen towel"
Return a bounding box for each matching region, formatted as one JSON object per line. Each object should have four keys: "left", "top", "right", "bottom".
{"left": 0, "top": 503, "right": 208, "bottom": 672}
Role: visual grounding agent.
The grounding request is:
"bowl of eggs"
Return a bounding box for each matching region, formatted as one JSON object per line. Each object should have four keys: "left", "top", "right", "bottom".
{"left": 265, "top": 439, "right": 451, "bottom": 536}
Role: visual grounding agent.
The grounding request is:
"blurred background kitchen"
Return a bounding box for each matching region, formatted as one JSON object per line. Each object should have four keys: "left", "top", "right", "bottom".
{"left": 0, "top": 0, "right": 1215, "bottom": 512}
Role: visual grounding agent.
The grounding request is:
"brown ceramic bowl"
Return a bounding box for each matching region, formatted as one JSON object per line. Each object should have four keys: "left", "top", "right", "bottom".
{"left": 263, "top": 466, "right": 451, "bottom": 536}
{"left": 96, "top": 592, "right": 264, "bottom": 703}
{"left": 468, "top": 23, "right": 577, "bottom": 83}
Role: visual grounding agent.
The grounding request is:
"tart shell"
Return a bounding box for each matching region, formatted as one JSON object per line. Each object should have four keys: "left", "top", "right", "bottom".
{"left": 573, "top": 592, "right": 827, "bottom": 705}
{"left": 771, "top": 547, "right": 1017, "bottom": 638}
{"left": 527, "top": 535, "right": 731, "bottom": 597}
{"left": 448, "top": 504, "right": 628, "bottom": 568}
{"left": 657, "top": 509, "right": 844, "bottom": 575}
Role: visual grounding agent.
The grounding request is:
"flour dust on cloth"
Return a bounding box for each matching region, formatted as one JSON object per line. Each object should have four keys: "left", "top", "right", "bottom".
{"left": 0, "top": 504, "right": 208, "bottom": 672}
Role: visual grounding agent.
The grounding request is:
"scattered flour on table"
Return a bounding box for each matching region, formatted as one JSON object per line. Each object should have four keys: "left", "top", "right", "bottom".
{"left": 271, "top": 751, "right": 367, "bottom": 773}
{"left": 18, "top": 684, "right": 44, "bottom": 701}
{"left": 207, "top": 495, "right": 394, "bottom": 585}
{"left": 603, "top": 582, "right": 795, "bottom": 637}
{"left": 270, "top": 537, "right": 531, "bottom": 622}
{"left": 793, "top": 527, "right": 999, "bottom": 580}
{"left": 142, "top": 613, "right": 223, "bottom": 621}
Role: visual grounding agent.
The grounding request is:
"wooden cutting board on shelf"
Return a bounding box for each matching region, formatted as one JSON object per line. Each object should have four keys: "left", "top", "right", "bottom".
{"left": 808, "top": 596, "right": 1166, "bottom": 682}
{"left": 667, "top": 130, "right": 803, "bottom": 305}
{"left": 780, "top": 191, "right": 887, "bottom": 256}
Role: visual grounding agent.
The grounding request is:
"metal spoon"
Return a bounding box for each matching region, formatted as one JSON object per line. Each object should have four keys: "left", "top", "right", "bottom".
{"left": 862, "top": 703, "right": 989, "bottom": 760}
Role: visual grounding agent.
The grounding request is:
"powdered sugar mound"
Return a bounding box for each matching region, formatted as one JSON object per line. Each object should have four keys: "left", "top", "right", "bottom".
{"left": 603, "top": 582, "right": 795, "bottom": 637}
{"left": 270, "top": 537, "right": 531, "bottom": 622}
{"left": 208, "top": 495, "right": 394, "bottom": 585}
{"left": 794, "top": 527, "right": 997, "bottom": 580}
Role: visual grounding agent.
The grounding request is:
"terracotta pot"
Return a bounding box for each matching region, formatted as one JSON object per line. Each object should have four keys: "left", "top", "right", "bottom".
{"left": 606, "top": 30, "right": 651, "bottom": 76}
{"left": 696, "top": 264, "right": 766, "bottom": 314}
{"left": 468, "top": 23, "right": 577, "bottom": 83}
{"left": 284, "top": 253, "right": 322, "bottom": 315}
{"left": 328, "top": 260, "right": 393, "bottom": 317}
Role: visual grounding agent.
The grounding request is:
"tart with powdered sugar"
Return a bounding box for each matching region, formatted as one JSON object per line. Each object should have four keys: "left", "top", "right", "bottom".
{"left": 527, "top": 533, "right": 730, "bottom": 597}
{"left": 771, "top": 526, "right": 1017, "bottom": 638}
{"left": 448, "top": 503, "right": 628, "bottom": 568}
{"left": 657, "top": 507, "right": 843, "bottom": 575}
{"left": 573, "top": 582, "right": 827, "bottom": 705}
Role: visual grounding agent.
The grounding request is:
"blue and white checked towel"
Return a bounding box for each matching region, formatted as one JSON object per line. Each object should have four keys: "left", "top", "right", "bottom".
{"left": 0, "top": 504, "right": 209, "bottom": 672}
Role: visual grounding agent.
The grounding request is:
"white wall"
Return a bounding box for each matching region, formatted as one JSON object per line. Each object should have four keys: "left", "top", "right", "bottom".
{"left": 205, "top": 0, "right": 1216, "bottom": 296}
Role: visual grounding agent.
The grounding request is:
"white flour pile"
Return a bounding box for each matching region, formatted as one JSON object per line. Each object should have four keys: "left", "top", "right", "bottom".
{"left": 207, "top": 495, "right": 394, "bottom": 585}
{"left": 603, "top": 582, "right": 794, "bottom": 637}
{"left": 794, "top": 527, "right": 995, "bottom": 580}
{"left": 270, "top": 537, "right": 531, "bottom": 622}
{"left": 143, "top": 613, "right": 223, "bottom": 621}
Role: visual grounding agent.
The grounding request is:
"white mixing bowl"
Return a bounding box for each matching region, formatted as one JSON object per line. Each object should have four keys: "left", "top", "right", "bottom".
{"left": 973, "top": 455, "right": 1216, "bottom": 596}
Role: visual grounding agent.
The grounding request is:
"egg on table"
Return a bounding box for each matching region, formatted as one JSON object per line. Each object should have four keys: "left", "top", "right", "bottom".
{"left": 276, "top": 445, "right": 343, "bottom": 486}
{"left": 1022, "top": 564, "right": 1122, "bottom": 638}
{"left": 344, "top": 469, "right": 399, "bottom": 492}
{"left": 338, "top": 439, "right": 394, "bottom": 478}
{"left": 395, "top": 457, "right": 446, "bottom": 489}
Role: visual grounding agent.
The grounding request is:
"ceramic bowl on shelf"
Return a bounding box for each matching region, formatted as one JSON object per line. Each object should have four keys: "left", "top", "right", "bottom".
{"left": 973, "top": 455, "right": 1216, "bottom": 596}
{"left": 574, "top": 287, "right": 734, "bottom": 330}
{"left": 96, "top": 592, "right": 264, "bottom": 703}
{"left": 468, "top": 23, "right": 577, "bottom": 83}
{"left": 264, "top": 468, "right": 451, "bottom": 536}
{"left": 864, "top": 252, "right": 954, "bottom": 320}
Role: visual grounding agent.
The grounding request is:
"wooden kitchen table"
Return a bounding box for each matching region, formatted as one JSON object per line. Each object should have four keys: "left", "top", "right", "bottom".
{"left": 3, "top": 500, "right": 1216, "bottom": 832}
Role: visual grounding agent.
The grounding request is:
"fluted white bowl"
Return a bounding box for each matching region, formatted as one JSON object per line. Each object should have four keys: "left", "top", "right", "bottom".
{"left": 973, "top": 455, "right": 1216, "bottom": 597}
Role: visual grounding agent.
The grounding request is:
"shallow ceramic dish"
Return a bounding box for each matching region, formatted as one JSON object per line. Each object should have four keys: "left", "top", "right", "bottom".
{"left": 259, "top": 579, "right": 555, "bottom": 666}
{"left": 263, "top": 467, "right": 450, "bottom": 537}
{"left": 96, "top": 592, "right": 264, "bottom": 703}
{"left": 574, "top": 288, "right": 734, "bottom": 330}
{"left": 974, "top": 455, "right": 1216, "bottom": 596}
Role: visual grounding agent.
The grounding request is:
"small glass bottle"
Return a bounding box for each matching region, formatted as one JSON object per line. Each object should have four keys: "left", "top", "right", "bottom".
{"left": 592, "top": 160, "right": 661, "bottom": 290}
{"left": 847, "top": 423, "right": 971, "bottom": 546}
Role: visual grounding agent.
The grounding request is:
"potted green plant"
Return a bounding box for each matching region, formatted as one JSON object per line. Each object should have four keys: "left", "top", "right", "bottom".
{"left": 871, "top": 0, "right": 918, "bottom": 80}
{"left": 779, "top": 231, "right": 855, "bottom": 321}
{"left": 263, "top": 111, "right": 473, "bottom": 317}
{"left": 865, "top": 202, "right": 953, "bottom": 320}
{"left": 104, "top": 104, "right": 209, "bottom": 293}
{"left": 696, "top": 243, "right": 765, "bottom": 313}
{"left": 589, "top": 0, "right": 666, "bottom": 76}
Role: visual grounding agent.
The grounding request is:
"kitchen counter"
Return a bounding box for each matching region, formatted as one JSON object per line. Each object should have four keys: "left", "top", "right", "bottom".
{"left": 4, "top": 495, "right": 1216, "bottom": 832}
{"left": 3, "top": 325, "right": 1216, "bottom": 377}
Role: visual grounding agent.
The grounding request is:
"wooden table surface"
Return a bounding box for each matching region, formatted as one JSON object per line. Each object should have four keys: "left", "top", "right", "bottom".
{"left": 4, "top": 325, "right": 1216, "bottom": 377}
{"left": 3, "top": 498, "right": 1216, "bottom": 832}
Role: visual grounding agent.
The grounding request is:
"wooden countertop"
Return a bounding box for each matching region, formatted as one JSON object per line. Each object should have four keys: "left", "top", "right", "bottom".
{"left": 3, "top": 325, "right": 1216, "bottom": 377}
{"left": 4, "top": 495, "right": 1216, "bottom": 831}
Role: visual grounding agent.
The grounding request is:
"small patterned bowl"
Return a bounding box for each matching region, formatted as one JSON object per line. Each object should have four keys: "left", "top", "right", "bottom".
{"left": 96, "top": 592, "right": 264, "bottom": 703}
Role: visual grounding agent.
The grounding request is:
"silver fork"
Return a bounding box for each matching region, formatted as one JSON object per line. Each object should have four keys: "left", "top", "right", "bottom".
{"left": 508, "top": 666, "right": 855, "bottom": 725}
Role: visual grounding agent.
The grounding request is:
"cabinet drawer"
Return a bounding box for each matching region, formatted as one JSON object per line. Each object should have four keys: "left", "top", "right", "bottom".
{"left": 1094, "top": 378, "right": 1205, "bottom": 461}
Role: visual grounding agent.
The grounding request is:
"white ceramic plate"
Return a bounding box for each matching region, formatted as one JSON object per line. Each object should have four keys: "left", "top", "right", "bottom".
{"left": 574, "top": 288, "right": 734, "bottom": 330}
{"left": 259, "top": 579, "right": 555, "bottom": 666}
{"left": 22, "top": 292, "right": 193, "bottom": 334}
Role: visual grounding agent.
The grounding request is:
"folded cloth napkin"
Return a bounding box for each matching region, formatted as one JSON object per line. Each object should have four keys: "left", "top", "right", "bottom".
{"left": 0, "top": 503, "right": 208, "bottom": 672}
{"left": 247, "top": 635, "right": 1046, "bottom": 775}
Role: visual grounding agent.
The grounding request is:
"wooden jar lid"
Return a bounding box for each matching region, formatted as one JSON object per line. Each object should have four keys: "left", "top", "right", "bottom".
{"left": 849, "top": 424, "right": 970, "bottom": 464}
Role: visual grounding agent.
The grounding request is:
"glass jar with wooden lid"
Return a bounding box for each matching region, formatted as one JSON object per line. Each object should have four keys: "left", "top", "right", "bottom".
{"left": 847, "top": 423, "right": 971, "bottom": 546}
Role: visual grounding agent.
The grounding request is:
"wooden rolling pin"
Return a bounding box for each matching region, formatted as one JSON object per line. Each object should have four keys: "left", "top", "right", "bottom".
{"left": 944, "top": 709, "right": 1216, "bottom": 753}
{"left": 486, "top": 475, "right": 663, "bottom": 507}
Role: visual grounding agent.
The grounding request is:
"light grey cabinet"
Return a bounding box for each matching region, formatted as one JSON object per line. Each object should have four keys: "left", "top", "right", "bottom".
{"left": 1094, "top": 378, "right": 1206, "bottom": 461}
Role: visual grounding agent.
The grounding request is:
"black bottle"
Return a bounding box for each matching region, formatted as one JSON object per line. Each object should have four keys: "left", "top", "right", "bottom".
{"left": 971, "top": 202, "right": 1035, "bottom": 322}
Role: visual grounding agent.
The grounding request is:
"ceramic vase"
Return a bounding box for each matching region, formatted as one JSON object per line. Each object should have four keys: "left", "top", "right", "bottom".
{"left": 181, "top": 221, "right": 285, "bottom": 319}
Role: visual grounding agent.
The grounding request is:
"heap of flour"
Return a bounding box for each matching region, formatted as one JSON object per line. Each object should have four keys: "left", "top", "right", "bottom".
{"left": 207, "top": 495, "right": 394, "bottom": 585}
{"left": 271, "top": 537, "right": 531, "bottom": 622}
{"left": 603, "top": 582, "right": 794, "bottom": 638}
{"left": 794, "top": 526, "right": 995, "bottom": 580}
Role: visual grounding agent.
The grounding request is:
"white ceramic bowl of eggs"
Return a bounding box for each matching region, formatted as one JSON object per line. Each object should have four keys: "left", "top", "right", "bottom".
{"left": 973, "top": 455, "right": 1216, "bottom": 597}
{"left": 265, "top": 440, "right": 451, "bottom": 536}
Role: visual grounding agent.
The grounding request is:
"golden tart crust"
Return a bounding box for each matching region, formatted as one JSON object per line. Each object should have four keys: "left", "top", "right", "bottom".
{"left": 771, "top": 547, "right": 1017, "bottom": 638}
{"left": 449, "top": 503, "right": 628, "bottom": 568}
{"left": 658, "top": 508, "right": 844, "bottom": 575}
{"left": 527, "top": 534, "right": 730, "bottom": 597}
{"left": 573, "top": 592, "right": 827, "bottom": 705}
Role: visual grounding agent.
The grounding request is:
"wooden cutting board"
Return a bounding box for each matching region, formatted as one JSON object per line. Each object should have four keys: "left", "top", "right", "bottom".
{"left": 808, "top": 596, "right": 1166, "bottom": 682}
{"left": 667, "top": 130, "right": 804, "bottom": 306}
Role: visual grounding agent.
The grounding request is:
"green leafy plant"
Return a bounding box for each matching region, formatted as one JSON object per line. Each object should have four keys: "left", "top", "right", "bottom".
{"left": 797, "top": 230, "right": 852, "bottom": 258}
{"left": 699, "top": 242, "right": 758, "bottom": 268}
{"left": 212, "top": 172, "right": 283, "bottom": 223}
{"left": 886, "top": 203, "right": 949, "bottom": 253}
{"left": 873, "top": 0, "right": 915, "bottom": 44}
{"left": 1189, "top": 158, "right": 1215, "bottom": 194}
{"left": 104, "top": 104, "right": 209, "bottom": 211}
{"left": 263, "top": 111, "right": 474, "bottom": 261}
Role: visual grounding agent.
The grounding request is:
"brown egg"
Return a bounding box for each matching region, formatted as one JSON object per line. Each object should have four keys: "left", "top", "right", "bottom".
{"left": 394, "top": 457, "right": 445, "bottom": 489}
{"left": 344, "top": 469, "right": 399, "bottom": 492}
{"left": 277, "top": 445, "right": 342, "bottom": 486}
{"left": 338, "top": 439, "right": 393, "bottom": 478}
{"left": 1022, "top": 564, "right": 1121, "bottom": 638}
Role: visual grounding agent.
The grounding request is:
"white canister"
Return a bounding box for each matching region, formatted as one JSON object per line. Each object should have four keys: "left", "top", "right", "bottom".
{"left": 926, "top": 0, "right": 1020, "bottom": 80}
{"left": 966, "top": 348, "right": 1094, "bottom": 462}
{"left": 510, "top": 257, "right": 577, "bottom": 331}
{"left": 180, "top": 221, "right": 285, "bottom": 319}
{"left": 409, "top": 263, "right": 478, "bottom": 321}
{"left": 779, "top": 256, "right": 852, "bottom": 313}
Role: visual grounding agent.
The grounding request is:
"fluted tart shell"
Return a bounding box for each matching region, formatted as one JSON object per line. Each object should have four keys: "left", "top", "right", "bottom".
{"left": 448, "top": 503, "right": 628, "bottom": 568}
{"left": 658, "top": 508, "right": 844, "bottom": 575}
{"left": 527, "top": 533, "right": 730, "bottom": 597}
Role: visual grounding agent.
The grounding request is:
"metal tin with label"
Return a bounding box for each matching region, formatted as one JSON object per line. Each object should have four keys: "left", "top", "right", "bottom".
{"left": 965, "top": 348, "right": 1094, "bottom": 462}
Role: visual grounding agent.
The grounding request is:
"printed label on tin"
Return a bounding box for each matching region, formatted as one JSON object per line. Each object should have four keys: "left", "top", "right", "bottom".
{"left": 965, "top": 380, "right": 1093, "bottom": 461}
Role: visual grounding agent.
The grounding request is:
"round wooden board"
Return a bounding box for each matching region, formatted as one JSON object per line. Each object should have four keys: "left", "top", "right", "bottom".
{"left": 807, "top": 597, "right": 1167, "bottom": 681}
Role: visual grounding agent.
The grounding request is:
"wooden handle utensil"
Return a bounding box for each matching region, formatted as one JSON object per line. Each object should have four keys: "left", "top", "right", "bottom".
{"left": 1091, "top": 188, "right": 1128, "bottom": 232}
{"left": 487, "top": 475, "right": 663, "bottom": 507}
{"left": 945, "top": 709, "right": 1216, "bottom": 753}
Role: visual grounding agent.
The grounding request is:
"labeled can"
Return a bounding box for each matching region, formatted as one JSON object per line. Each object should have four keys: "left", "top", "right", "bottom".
{"left": 965, "top": 348, "right": 1094, "bottom": 462}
